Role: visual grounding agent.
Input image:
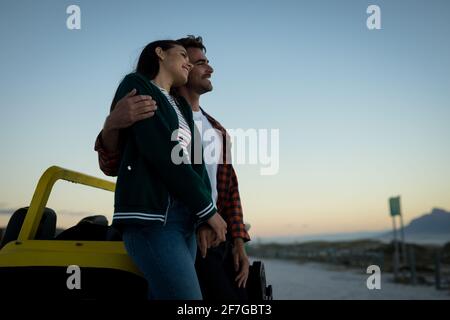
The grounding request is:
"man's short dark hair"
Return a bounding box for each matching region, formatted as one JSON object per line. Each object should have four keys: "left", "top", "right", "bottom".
{"left": 176, "top": 35, "right": 206, "bottom": 52}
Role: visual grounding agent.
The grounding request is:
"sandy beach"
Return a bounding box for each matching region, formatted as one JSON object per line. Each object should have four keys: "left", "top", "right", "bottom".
{"left": 253, "top": 257, "right": 450, "bottom": 300}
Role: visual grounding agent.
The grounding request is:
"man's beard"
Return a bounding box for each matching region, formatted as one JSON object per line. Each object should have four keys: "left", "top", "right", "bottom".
{"left": 193, "top": 80, "right": 213, "bottom": 95}
{"left": 200, "top": 83, "right": 213, "bottom": 94}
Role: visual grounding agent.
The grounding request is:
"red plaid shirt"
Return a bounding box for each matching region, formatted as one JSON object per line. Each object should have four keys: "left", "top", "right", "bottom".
{"left": 94, "top": 108, "right": 250, "bottom": 242}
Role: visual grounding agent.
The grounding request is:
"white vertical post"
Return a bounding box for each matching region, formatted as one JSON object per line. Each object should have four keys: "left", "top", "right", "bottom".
{"left": 392, "top": 216, "right": 400, "bottom": 280}
{"left": 399, "top": 213, "right": 407, "bottom": 265}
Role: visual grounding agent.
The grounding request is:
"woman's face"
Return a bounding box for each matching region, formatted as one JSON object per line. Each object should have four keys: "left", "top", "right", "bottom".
{"left": 159, "top": 45, "right": 193, "bottom": 87}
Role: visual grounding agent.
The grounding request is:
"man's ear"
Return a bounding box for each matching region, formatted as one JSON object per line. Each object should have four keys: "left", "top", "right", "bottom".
{"left": 155, "top": 47, "right": 165, "bottom": 61}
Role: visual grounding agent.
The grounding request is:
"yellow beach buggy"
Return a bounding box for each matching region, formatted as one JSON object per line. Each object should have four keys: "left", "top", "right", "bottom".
{"left": 0, "top": 166, "right": 272, "bottom": 300}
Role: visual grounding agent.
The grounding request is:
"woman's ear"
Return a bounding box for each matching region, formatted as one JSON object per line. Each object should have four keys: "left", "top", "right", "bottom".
{"left": 155, "top": 47, "right": 165, "bottom": 61}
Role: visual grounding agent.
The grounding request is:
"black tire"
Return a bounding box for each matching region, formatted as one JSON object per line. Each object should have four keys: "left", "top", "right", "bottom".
{"left": 247, "top": 261, "right": 269, "bottom": 301}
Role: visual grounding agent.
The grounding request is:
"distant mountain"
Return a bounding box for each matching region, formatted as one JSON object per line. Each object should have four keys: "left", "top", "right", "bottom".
{"left": 405, "top": 208, "right": 450, "bottom": 234}
{"left": 378, "top": 208, "right": 450, "bottom": 245}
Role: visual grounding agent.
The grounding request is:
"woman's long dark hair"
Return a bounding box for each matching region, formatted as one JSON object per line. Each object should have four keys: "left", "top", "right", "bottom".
{"left": 136, "top": 40, "right": 181, "bottom": 80}
{"left": 109, "top": 40, "right": 180, "bottom": 113}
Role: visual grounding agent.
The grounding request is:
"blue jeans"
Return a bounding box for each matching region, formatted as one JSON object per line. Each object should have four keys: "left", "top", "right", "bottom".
{"left": 122, "top": 199, "right": 202, "bottom": 300}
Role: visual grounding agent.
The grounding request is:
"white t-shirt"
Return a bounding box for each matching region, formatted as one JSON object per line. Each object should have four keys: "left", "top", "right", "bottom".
{"left": 193, "top": 110, "right": 222, "bottom": 204}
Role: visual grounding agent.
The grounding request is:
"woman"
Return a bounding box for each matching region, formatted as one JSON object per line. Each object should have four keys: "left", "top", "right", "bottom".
{"left": 111, "top": 40, "right": 227, "bottom": 300}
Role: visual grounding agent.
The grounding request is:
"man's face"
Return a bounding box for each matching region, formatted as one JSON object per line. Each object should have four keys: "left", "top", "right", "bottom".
{"left": 185, "top": 47, "right": 214, "bottom": 95}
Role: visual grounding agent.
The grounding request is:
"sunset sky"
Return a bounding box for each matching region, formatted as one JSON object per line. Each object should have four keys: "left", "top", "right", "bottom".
{"left": 1, "top": 0, "right": 449, "bottom": 239}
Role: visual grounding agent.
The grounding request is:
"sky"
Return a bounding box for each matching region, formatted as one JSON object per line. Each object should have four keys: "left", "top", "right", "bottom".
{"left": 0, "top": 0, "right": 449, "bottom": 239}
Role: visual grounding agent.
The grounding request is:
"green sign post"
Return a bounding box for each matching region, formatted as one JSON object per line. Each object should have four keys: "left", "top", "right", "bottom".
{"left": 388, "top": 196, "right": 407, "bottom": 277}
{"left": 389, "top": 196, "right": 401, "bottom": 217}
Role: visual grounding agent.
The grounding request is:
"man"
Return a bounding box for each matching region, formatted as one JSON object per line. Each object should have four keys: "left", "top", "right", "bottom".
{"left": 95, "top": 36, "right": 250, "bottom": 300}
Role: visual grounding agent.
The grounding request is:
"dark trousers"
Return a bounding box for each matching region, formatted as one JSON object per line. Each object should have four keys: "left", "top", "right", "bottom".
{"left": 195, "top": 240, "right": 248, "bottom": 301}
